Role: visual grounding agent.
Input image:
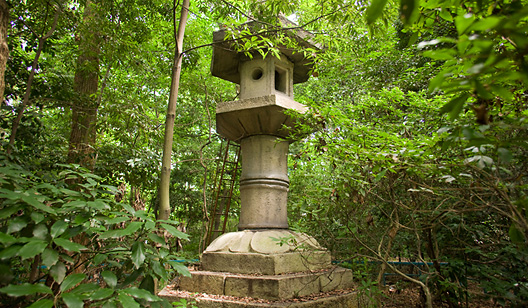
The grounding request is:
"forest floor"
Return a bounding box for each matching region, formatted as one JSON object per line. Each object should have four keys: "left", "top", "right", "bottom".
{"left": 380, "top": 283, "right": 496, "bottom": 308}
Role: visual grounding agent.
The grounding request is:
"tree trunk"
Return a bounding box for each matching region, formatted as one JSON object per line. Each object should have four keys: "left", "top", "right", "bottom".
{"left": 158, "top": 0, "right": 190, "bottom": 220}
{"left": 67, "top": 0, "right": 101, "bottom": 170}
{"left": 0, "top": 0, "right": 8, "bottom": 103}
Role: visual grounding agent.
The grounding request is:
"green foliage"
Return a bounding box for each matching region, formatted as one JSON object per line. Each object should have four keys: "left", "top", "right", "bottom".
{"left": 0, "top": 157, "right": 189, "bottom": 307}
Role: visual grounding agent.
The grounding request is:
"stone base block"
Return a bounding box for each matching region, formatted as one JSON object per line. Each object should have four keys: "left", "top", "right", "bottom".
{"left": 171, "top": 267, "right": 353, "bottom": 301}
{"left": 201, "top": 251, "right": 331, "bottom": 275}
{"left": 159, "top": 288, "right": 366, "bottom": 308}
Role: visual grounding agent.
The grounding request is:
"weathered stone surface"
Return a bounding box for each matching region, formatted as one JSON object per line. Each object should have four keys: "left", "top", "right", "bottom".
{"left": 162, "top": 267, "right": 355, "bottom": 301}
{"left": 201, "top": 251, "right": 332, "bottom": 275}
{"left": 177, "top": 271, "right": 226, "bottom": 295}
{"left": 320, "top": 267, "right": 355, "bottom": 292}
{"left": 205, "top": 230, "right": 324, "bottom": 254}
{"left": 159, "top": 288, "right": 367, "bottom": 308}
{"left": 216, "top": 95, "right": 307, "bottom": 141}
{"left": 210, "top": 15, "right": 320, "bottom": 86}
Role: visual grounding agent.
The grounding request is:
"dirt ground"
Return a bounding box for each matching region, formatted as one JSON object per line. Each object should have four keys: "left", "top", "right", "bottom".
{"left": 380, "top": 284, "right": 496, "bottom": 308}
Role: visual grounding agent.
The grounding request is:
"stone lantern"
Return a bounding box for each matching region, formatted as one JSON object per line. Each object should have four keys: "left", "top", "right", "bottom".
{"left": 159, "top": 19, "right": 363, "bottom": 307}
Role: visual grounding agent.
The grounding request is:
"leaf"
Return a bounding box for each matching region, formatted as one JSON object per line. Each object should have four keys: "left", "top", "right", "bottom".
{"left": 101, "top": 271, "right": 117, "bottom": 288}
{"left": 8, "top": 217, "right": 28, "bottom": 234}
{"left": 122, "top": 287, "right": 159, "bottom": 302}
{"left": 469, "top": 16, "right": 502, "bottom": 31}
{"left": 168, "top": 261, "right": 191, "bottom": 277}
{"left": 50, "top": 262, "right": 67, "bottom": 284}
{"left": 509, "top": 224, "right": 524, "bottom": 243}
{"left": 99, "top": 221, "right": 143, "bottom": 239}
{"left": 366, "top": 0, "right": 388, "bottom": 25}
{"left": 147, "top": 233, "right": 166, "bottom": 245}
{"left": 0, "top": 232, "right": 16, "bottom": 245}
{"left": 51, "top": 221, "right": 68, "bottom": 238}
{"left": 22, "top": 195, "right": 56, "bottom": 214}
{"left": 160, "top": 223, "right": 189, "bottom": 240}
{"left": 88, "top": 288, "right": 114, "bottom": 301}
{"left": 151, "top": 260, "right": 168, "bottom": 282}
{"left": 0, "top": 245, "right": 21, "bottom": 260}
{"left": 33, "top": 224, "right": 49, "bottom": 240}
{"left": 400, "top": 0, "right": 417, "bottom": 25}
{"left": 131, "top": 242, "right": 146, "bottom": 269}
{"left": 62, "top": 292, "right": 84, "bottom": 308}
{"left": 93, "top": 253, "right": 108, "bottom": 265}
{"left": 18, "top": 240, "right": 48, "bottom": 260}
{"left": 117, "top": 293, "right": 140, "bottom": 308}
{"left": 53, "top": 238, "right": 87, "bottom": 252}
{"left": 374, "top": 169, "right": 388, "bottom": 182}
{"left": 60, "top": 273, "right": 86, "bottom": 292}
{"left": 497, "top": 148, "right": 513, "bottom": 163}
{"left": 30, "top": 212, "right": 45, "bottom": 224}
{"left": 440, "top": 94, "right": 469, "bottom": 120}
{"left": 0, "top": 283, "right": 53, "bottom": 297}
{"left": 455, "top": 13, "right": 475, "bottom": 35}
{"left": 41, "top": 248, "right": 59, "bottom": 267}
{"left": 26, "top": 299, "right": 54, "bottom": 308}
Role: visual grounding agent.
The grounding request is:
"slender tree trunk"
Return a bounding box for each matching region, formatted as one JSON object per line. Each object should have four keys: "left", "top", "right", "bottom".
{"left": 67, "top": 0, "right": 101, "bottom": 170}
{"left": 0, "top": 0, "right": 8, "bottom": 103}
{"left": 158, "top": 0, "right": 190, "bottom": 220}
{"left": 7, "top": 6, "right": 61, "bottom": 155}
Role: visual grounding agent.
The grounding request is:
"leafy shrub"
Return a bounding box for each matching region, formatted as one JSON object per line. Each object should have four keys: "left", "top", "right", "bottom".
{"left": 0, "top": 156, "right": 190, "bottom": 307}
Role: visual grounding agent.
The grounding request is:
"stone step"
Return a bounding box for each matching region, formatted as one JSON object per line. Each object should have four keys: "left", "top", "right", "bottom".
{"left": 159, "top": 287, "right": 365, "bottom": 308}
{"left": 172, "top": 267, "right": 353, "bottom": 301}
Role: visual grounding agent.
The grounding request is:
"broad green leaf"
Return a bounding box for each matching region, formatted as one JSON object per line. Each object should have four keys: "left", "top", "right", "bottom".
{"left": 60, "top": 273, "right": 86, "bottom": 292}
{"left": 41, "top": 248, "right": 59, "bottom": 267}
{"left": 160, "top": 223, "right": 189, "bottom": 240}
{"left": 147, "top": 233, "right": 166, "bottom": 245}
{"left": 0, "top": 232, "right": 16, "bottom": 245}
{"left": 8, "top": 217, "right": 28, "bottom": 234}
{"left": 30, "top": 211, "right": 45, "bottom": 224}
{"left": 50, "top": 262, "right": 67, "bottom": 283}
{"left": 122, "top": 287, "right": 159, "bottom": 302}
{"left": 117, "top": 293, "right": 140, "bottom": 308}
{"left": 168, "top": 261, "right": 191, "bottom": 277}
{"left": 0, "top": 204, "right": 22, "bottom": 219}
{"left": 101, "top": 270, "right": 117, "bottom": 288}
{"left": 0, "top": 283, "right": 52, "bottom": 297}
{"left": 33, "top": 223, "right": 49, "bottom": 240}
{"left": 93, "top": 253, "right": 107, "bottom": 265}
{"left": 18, "top": 240, "right": 48, "bottom": 260}
{"left": 151, "top": 260, "right": 168, "bottom": 282}
{"left": 366, "top": 0, "right": 388, "bottom": 25}
{"left": 99, "top": 221, "right": 143, "bottom": 239}
{"left": 374, "top": 169, "right": 388, "bottom": 182}
{"left": 22, "top": 195, "right": 56, "bottom": 214}
{"left": 440, "top": 94, "right": 469, "bottom": 120}
{"left": 131, "top": 242, "right": 145, "bottom": 269}
{"left": 51, "top": 221, "right": 68, "bottom": 238}
{"left": 70, "top": 283, "right": 99, "bottom": 295}
{"left": 509, "top": 224, "right": 524, "bottom": 243}
{"left": 101, "top": 301, "right": 117, "bottom": 308}
{"left": 422, "top": 49, "right": 456, "bottom": 61}
{"left": 86, "top": 200, "right": 109, "bottom": 211}
{"left": 400, "top": 0, "right": 417, "bottom": 25}
{"left": 455, "top": 13, "right": 475, "bottom": 35}
{"left": 27, "top": 299, "right": 54, "bottom": 308}
{"left": 53, "top": 238, "right": 87, "bottom": 252}
{"left": 0, "top": 245, "right": 21, "bottom": 260}
{"left": 88, "top": 288, "right": 114, "bottom": 300}
{"left": 62, "top": 292, "right": 84, "bottom": 308}
{"left": 498, "top": 148, "right": 513, "bottom": 163}
{"left": 469, "top": 16, "right": 502, "bottom": 31}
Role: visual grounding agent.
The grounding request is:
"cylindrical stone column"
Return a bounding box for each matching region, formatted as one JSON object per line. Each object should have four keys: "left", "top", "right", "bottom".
{"left": 238, "top": 135, "right": 289, "bottom": 230}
